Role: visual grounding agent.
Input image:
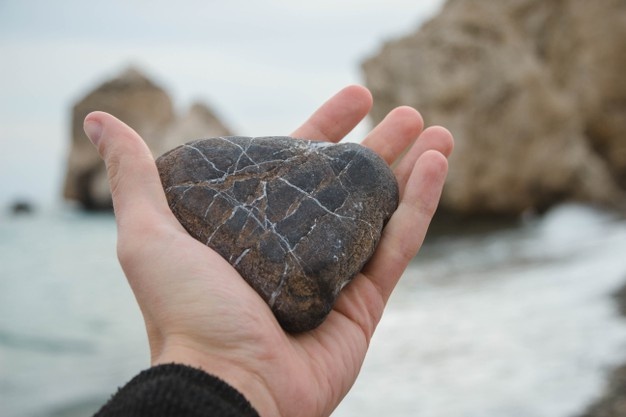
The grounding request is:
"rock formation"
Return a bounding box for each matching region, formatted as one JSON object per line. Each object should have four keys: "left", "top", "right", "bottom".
{"left": 156, "top": 136, "right": 399, "bottom": 332}
{"left": 64, "top": 67, "right": 232, "bottom": 210}
{"left": 362, "top": 0, "right": 626, "bottom": 217}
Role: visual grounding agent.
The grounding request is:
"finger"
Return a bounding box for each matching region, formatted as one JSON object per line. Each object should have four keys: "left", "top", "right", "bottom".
{"left": 362, "top": 150, "right": 449, "bottom": 303}
{"left": 83, "top": 111, "right": 178, "bottom": 232}
{"left": 394, "top": 126, "right": 454, "bottom": 197}
{"left": 360, "top": 106, "right": 424, "bottom": 165}
{"left": 291, "top": 85, "right": 372, "bottom": 142}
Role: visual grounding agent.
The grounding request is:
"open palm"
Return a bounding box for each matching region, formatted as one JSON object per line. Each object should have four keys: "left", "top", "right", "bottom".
{"left": 85, "top": 85, "right": 453, "bottom": 417}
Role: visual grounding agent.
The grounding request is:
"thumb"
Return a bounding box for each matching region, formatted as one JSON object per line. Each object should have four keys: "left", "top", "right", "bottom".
{"left": 83, "top": 111, "right": 173, "bottom": 230}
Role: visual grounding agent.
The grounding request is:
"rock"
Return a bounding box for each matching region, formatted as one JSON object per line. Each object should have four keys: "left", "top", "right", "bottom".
{"left": 9, "top": 200, "right": 35, "bottom": 215}
{"left": 578, "top": 280, "right": 626, "bottom": 417}
{"left": 156, "top": 136, "right": 399, "bottom": 332}
{"left": 63, "top": 67, "right": 174, "bottom": 210}
{"left": 579, "top": 363, "right": 626, "bottom": 417}
{"left": 544, "top": 0, "right": 626, "bottom": 190}
{"left": 614, "top": 281, "right": 626, "bottom": 318}
{"left": 362, "top": 0, "right": 626, "bottom": 217}
{"left": 63, "top": 67, "right": 232, "bottom": 210}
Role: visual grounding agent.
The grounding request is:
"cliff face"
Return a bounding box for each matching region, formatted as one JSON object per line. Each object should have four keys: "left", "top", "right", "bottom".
{"left": 63, "top": 68, "right": 232, "bottom": 210}
{"left": 363, "top": 0, "right": 626, "bottom": 217}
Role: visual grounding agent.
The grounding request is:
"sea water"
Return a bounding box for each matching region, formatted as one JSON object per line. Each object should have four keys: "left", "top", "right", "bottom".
{"left": 1, "top": 204, "right": 626, "bottom": 417}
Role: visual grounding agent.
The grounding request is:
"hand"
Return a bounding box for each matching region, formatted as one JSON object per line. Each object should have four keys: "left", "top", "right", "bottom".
{"left": 84, "top": 85, "right": 453, "bottom": 417}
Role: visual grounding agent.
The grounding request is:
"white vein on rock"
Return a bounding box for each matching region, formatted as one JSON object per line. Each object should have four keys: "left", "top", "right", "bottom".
{"left": 268, "top": 263, "right": 290, "bottom": 308}
{"left": 184, "top": 143, "right": 226, "bottom": 174}
{"left": 278, "top": 177, "right": 353, "bottom": 221}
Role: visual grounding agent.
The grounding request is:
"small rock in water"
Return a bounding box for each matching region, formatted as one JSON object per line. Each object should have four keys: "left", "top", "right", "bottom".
{"left": 10, "top": 200, "right": 35, "bottom": 215}
{"left": 156, "top": 136, "right": 399, "bottom": 332}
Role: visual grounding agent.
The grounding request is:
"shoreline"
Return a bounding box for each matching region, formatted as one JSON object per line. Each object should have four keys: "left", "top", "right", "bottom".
{"left": 580, "top": 279, "right": 626, "bottom": 416}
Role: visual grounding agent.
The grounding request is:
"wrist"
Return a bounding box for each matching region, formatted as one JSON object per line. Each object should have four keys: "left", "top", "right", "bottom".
{"left": 151, "top": 341, "right": 281, "bottom": 417}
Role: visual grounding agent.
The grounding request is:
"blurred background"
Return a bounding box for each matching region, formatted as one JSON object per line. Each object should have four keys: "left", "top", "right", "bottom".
{"left": 2, "top": 1, "right": 626, "bottom": 416}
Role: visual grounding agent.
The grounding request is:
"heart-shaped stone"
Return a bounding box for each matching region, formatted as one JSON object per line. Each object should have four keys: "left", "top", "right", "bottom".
{"left": 156, "top": 136, "right": 399, "bottom": 332}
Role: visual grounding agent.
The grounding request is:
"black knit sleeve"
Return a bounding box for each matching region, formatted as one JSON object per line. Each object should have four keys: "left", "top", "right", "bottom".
{"left": 94, "top": 364, "right": 260, "bottom": 417}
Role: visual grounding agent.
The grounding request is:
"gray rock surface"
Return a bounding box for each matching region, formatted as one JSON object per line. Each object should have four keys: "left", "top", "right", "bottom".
{"left": 157, "top": 136, "right": 399, "bottom": 332}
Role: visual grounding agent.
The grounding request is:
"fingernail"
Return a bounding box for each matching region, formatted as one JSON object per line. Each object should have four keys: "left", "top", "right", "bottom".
{"left": 84, "top": 119, "right": 103, "bottom": 147}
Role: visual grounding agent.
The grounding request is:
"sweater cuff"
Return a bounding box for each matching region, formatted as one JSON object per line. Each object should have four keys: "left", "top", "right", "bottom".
{"left": 94, "top": 363, "right": 260, "bottom": 417}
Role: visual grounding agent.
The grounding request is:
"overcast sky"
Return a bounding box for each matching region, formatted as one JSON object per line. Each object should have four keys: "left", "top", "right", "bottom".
{"left": 0, "top": 0, "right": 445, "bottom": 208}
